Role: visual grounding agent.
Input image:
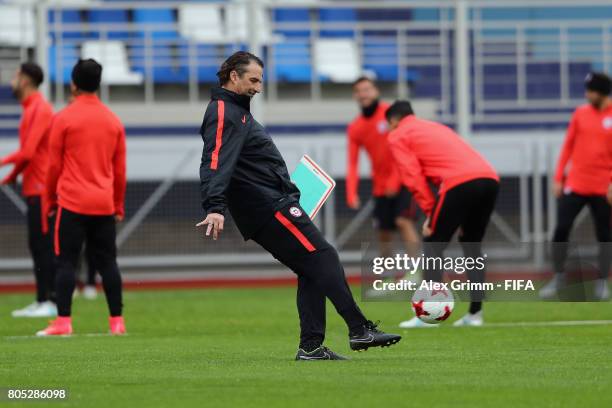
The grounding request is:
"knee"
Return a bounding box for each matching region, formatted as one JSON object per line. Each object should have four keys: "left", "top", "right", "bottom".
{"left": 552, "top": 224, "right": 572, "bottom": 242}
{"left": 395, "top": 217, "right": 411, "bottom": 229}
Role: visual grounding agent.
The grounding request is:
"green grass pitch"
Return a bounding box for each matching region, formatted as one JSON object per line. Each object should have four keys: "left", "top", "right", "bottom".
{"left": 1, "top": 287, "right": 611, "bottom": 407}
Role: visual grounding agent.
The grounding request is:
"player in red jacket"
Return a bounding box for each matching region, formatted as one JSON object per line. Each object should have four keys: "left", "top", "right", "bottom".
{"left": 1, "top": 63, "right": 56, "bottom": 318}
{"left": 346, "top": 77, "right": 420, "bottom": 288}
{"left": 37, "top": 59, "right": 127, "bottom": 336}
{"left": 540, "top": 72, "right": 612, "bottom": 300}
{"left": 386, "top": 101, "right": 499, "bottom": 327}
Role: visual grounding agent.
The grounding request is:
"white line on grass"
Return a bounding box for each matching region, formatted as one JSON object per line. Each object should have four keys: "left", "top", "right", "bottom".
{"left": 465, "top": 320, "right": 612, "bottom": 328}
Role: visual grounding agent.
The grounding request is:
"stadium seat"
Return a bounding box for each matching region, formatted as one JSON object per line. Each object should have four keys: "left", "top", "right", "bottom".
{"left": 356, "top": 8, "right": 412, "bottom": 22}
{"left": 526, "top": 62, "right": 561, "bottom": 99}
{"left": 81, "top": 41, "right": 143, "bottom": 85}
{"left": 87, "top": 9, "right": 130, "bottom": 40}
{"left": 48, "top": 9, "right": 90, "bottom": 40}
{"left": 195, "top": 44, "right": 220, "bottom": 82}
{"left": 226, "top": 3, "right": 274, "bottom": 43}
{"left": 273, "top": 8, "right": 310, "bottom": 38}
{"left": 483, "top": 64, "right": 518, "bottom": 100}
{"left": 0, "top": 86, "right": 15, "bottom": 105}
{"left": 271, "top": 41, "right": 312, "bottom": 82}
{"left": 569, "top": 62, "right": 592, "bottom": 98}
{"left": 130, "top": 45, "right": 189, "bottom": 84}
{"left": 362, "top": 38, "right": 399, "bottom": 81}
{"left": 48, "top": 44, "right": 80, "bottom": 84}
{"left": 0, "top": 4, "right": 35, "bottom": 47}
{"left": 133, "top": 8, "right": 179, "bottom": 40}
{"left": 318, "top": 8, "right": 356, "bottom": 38}
{"left": 410, "top": 66, "right": 442, "bottom": 98}
{"left": 314, "top": 39, "right": 360, "bottom": 82}
{"left": 178, "top": 4, "right": 225, "bottom": 43}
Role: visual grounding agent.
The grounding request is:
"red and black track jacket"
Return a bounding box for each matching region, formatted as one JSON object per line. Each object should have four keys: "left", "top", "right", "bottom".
{"left": 199, "top": 87, "right": 300, "bottom": 240}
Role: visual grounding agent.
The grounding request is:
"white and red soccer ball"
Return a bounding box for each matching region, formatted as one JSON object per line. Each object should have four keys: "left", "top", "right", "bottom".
{"left": 411, "top": 287, "right": 455, "bottom": 324}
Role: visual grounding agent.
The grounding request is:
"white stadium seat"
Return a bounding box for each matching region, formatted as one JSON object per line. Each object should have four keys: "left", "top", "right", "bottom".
{"left": 81, "top": 41, "right": 143, "bottom": 85}
{"left": 225, "top": 3, "right": 274, "bottom": 43}
{"left": 314, "top": 39, "right": 361, "bottom": 83}
{"left": 178, "top": 4, "right": 225, "bottom": 42}
{"left": 0, "top": 4, "right": 35, "bottom": 47}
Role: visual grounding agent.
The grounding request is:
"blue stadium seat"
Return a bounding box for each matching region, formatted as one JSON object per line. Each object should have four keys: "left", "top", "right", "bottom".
{"left": 410, "top": 66, "right": 442, "bottom": 98}
{"left": 526, "top": 63, "right": 561, "bottom": 99}
{"left": 133, "top": 8, "right": 179, "bottom": 40}
{"left": 362, "top": 37, "right": 420, "bottom": 82}
{"left": 195, "top": 44, "right": 219, "bottom": 82}
{"left": 48, "top": 9, "right": 91, "bottom": 40}
{"left": 271, "top": 41, "right": 312, "bottom": 82}
{"left": 0, "top": 86, "right": 14, "bottom": 105}
{"left": 357, "top": 9, "right": 412, "bottom": 22}
{"left": 130, "top": 45, "right": 188, "bottom": 84}
{"left": 363, "top": 40, "right": 398, "bottom": 81}
{"left": 569, "top": 62, "right": 592, "bottom": 98}
{"left": 48, "top": 44, "right": 79, "bottom": 83}
{"left": 483, "top": 64, "right": 518, "bottom": 100}
{"left": 87, "top": 9, "right": 130, "bottom": 40}
{"left": 318, "top": 8, "right": 356, "bottom": 38}
{"left": 273, "top": 8, "right": 310, "bottom": 38}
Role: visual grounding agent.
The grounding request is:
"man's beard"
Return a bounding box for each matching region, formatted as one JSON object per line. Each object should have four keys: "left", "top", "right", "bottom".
{"left": 11, "top": 86, "right": 21, "bottom": 100}
{"left": 590, "top": 98, "right": 604, "bottom": 109}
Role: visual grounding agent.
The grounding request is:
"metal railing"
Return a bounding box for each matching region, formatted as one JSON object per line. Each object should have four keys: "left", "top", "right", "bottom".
{"left": 1, "top": 1, "right": 611, "bottom": 131}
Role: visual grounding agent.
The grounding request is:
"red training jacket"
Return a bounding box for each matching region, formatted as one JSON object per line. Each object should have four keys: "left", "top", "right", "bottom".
{"left": 46, "top": 93, "right": 126, "bottom": 217}
{"left": 1, "top": 91, "right": 54, "bottom": 196}
{"left": 388, "top": 115, "right": 499, "bottom": 216}
{"left": 554, "top": 103, "right": 612, "bottom": 196}
{"left": 346, "top": 101, "right": 401, "bottom": 206}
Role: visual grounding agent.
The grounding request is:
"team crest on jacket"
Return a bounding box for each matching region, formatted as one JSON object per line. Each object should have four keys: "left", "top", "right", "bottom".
{"left": 377, "top": 120, "right": 388, "bottom": 134}
{"left": 603, "top": 117, "right": 612, "bottom": 130}
{"left": 289, "top": 207, "right": 302, "bottom": 217}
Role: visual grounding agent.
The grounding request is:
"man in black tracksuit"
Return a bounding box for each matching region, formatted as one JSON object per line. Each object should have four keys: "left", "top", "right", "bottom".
{"left": 197, "top": 51, "right": 401, "bottom": 360}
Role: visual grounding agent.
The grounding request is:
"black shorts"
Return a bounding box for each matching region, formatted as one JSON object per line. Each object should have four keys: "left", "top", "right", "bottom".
{"left": 373, "top": 187, "right": 416, "bottom": 231}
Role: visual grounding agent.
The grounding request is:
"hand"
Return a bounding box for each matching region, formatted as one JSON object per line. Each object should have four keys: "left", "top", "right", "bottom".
{"left": 422, "top": 217, "right": 432, "bottom": 237}
{"left": 196, "top": 213, "right": 225, "bottom": 240}
{"left": 607, "top": 184, "right": 612, "bottom": 206}
{"left": 348, "top": 197, "right": 361, "bottom": 210}
{"left": 385, "top": 188, "right": 397, "bottom": 198}
{"left": 115, "top": 214, "right": 124, "bottom": 222}
{"left": 45, "top": 200, "right": 57, "bottom": 218}
{"left": 553, "top": 181, "right": 563, "bottom": 198}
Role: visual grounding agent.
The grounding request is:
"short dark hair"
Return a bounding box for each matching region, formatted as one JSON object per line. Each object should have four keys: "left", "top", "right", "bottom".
{"left": 71, "top": 59, "right": 102, "bottom": 93}
{"left": 20, "top": 62, "right": 44, "bottom": 87}
{"left": 217, "top": 51, "right": 264, "bottom": 85}
{"left": 585, "top": 72, "right": 611, "bottom": 96}
{"left": 385, "top": 100, "right": 414, "bottom": 121}
{"left": 352, "top": 75, "right": 377, "bottom": 88}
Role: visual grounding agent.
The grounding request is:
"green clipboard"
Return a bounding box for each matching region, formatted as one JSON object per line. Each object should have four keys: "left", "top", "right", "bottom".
{"left": 290, "top": 154, "right": 336, "bottom": 219}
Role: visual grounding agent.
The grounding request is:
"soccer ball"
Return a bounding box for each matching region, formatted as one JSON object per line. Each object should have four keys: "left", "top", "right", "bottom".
{"left": 411, "top": 287, "right": 454, "bottom": 324}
